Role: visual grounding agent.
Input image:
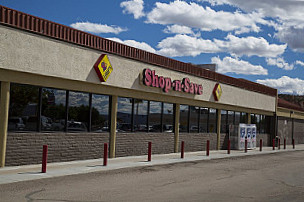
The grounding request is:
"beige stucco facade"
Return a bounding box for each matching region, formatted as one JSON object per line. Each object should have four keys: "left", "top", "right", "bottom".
{"left": 0, "top": 25, "right": 276, "bottom": 114}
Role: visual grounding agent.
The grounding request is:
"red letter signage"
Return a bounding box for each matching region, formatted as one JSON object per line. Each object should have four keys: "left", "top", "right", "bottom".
{"left": 143, "top": 69, "right": 203, "bottom": 95}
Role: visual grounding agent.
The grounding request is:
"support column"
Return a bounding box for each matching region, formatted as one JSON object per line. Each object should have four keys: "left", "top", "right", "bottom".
{"left": 109, "top": 95, "right": 118, "bottom": 158}
{"left": 217, "top": 109, "right": 221, "bottom": 150}
{"left": 0, "top": 82, "right": 10, "bottom": 167}
{"left": 174, "top": 104, "right": 180, "bottom": 153}
{"left": 247, "top": 113, "right": 251, "bottom": 124}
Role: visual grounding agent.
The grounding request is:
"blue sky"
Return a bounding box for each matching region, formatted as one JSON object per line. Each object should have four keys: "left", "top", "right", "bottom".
{"left": 2, "top": 0, "right": 304, "bottom": 95}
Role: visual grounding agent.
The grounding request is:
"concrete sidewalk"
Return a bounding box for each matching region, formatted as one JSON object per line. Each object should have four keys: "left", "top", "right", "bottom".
{"left": 1, "top": 145, "right": 303, "bottom": 185}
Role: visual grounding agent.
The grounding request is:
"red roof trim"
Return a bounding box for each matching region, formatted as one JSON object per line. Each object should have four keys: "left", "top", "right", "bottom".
{"left": 278, "top": 98, "right": 304, "bottom": 112}
{"left": 0, "top": 5, "right": 277, "bottom": 96}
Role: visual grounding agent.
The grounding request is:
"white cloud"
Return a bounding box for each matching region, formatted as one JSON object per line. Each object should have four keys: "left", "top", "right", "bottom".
{"left": 295, "top": 60, "right": 304, "bottom": 67}
{"left": 198, "top": 0, "right": 304, "bottom": 51}
{"left": 107, "top": 37, "right": 156, "bottom": 53}
{"left": 266, "top": 57, "right": 294, "bottom": 70}
{"left": 70, "top": 22, "right": 127, "bottom": 34}
{"left": 146, "top": 1, "right": 268, "bottom": 34}
{"left": 275, "top": 26, "right": 304, "bottom": 52}
{"left": 163, "top": 25, "right": 194, "bottom": 35}
{"left": 157, "top": 34, "right": 220, "bottom": 57}
{"left": 156, "top": 34, "right": 285, "bottom": 58}
{"left": 215, "top": 34, "right": 286, "bottom": 57}
{"left": 120, "top": 0, "right": 145, "bottom": 19}
{"left": 211, "top": 56, "right": 268, "bottom": 75}
{"left": 257, "top": 76, "right": 304, "bottom": 95}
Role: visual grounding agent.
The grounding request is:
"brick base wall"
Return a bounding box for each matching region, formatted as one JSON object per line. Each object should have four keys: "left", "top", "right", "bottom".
{"left": 115, "top": 133, "right": 220, "bottom": 157}
{"left": 5, "top": 132, "right": 109, "bottom": 166}
{"left": 256, "top": 133, "right": 271, "bottom": 147}
{"left": 179, "top": 133, "right": 218, "bottom": 152}
{"left": 277, "top": 117, "right": 304, "bottom": 144}
{"left": 115, "top": 133, "right": 175, "bottom": 157}
{"left": 294, "top": 119, "right": 304, "bottom": 144}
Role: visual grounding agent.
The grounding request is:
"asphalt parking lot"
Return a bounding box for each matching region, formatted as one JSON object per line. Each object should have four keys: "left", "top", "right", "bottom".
{"left": 1, "top": 149, "right": 304, "bottom": 202}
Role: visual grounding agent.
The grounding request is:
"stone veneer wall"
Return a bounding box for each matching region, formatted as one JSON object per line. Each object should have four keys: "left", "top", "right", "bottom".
{"left": 5, "top": 132, "right": 109, "bottom": 166}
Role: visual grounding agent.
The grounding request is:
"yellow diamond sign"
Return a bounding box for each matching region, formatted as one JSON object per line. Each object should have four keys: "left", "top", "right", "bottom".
{"left": 213, "top": 83, "right": 222, "bottom": 101}
{"left": 93, "top": 54, "right": 113, "bottom": 82}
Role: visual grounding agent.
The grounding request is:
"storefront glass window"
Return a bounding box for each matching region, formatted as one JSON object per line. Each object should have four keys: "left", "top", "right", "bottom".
{"left": 91, "top": 94, "right": 109, "bottom": 132}
{"left": 8, "top": 83, "right": 39, "bottom": 131}
{"left": 255, "top": 114, "right": 261, "bottom": 133}
{"left": 260, "top": 115, "right": 265, "bottom": 133}
{"left": 235, "top": 112, "right": 241, "bottom": 126}
{"left": 228, "top": 111, "right": 234, "bottom": 127}
{"left": 117, "top": 97, "right": 132, "bottom": 132}
{"left": 68, "top": 91, "right": 89, "bottom": 132}
{"left": 240, "top": 112, "right": 247, "bottom": 123}
{"left": 251, "top": 113, "right": 256, "bottom": 124}
{"left": 199, "top": 107, "right": 208, "bottom": 132}
{"left": 221, "top": 110, "right": 227, "bottom": 133}
{"left": 133, "top": 99, "right": 148, "bottom": 132}
{"left": 149, "top": 101, "right": 162, "bottom": 132}
{"left": 189, "top": 106, "right": 199, "bottom": 132}
{"left": 179, "top": 105, "right": 189, "bottom": 132}
{"left": 163, "top": 103, "right": 173, "bottom": 132}
{"left": 41, "top": 88, "right": 66, "bottom": 131}
{"left": 209, "top": 108, "right": 217, "bottom": 133}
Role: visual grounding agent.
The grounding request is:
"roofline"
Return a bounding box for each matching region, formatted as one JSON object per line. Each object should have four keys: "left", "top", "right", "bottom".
{"left": 278, "top": 98, "right": 304, "bottom": 112}
{"left": 0, "top": 5, "right": 277, "bottom": 97}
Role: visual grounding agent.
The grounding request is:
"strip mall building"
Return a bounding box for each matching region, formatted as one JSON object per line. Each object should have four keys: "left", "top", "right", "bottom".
{"left": 0, "top": 6, "right": 304, "bottom": 167}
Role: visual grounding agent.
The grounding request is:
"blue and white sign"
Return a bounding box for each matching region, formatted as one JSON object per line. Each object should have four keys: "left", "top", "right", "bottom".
{"left": 237, "top": 124, "right": 256, "bottom": 150}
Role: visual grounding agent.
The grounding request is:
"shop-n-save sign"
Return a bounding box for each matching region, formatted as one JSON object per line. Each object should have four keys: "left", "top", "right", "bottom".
{"left": 142, "top": 68, "right": 203, "bottom": 95}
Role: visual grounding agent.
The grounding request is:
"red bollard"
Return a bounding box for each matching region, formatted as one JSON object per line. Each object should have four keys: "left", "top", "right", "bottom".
{"left": 206, "top": 140, "right": 210, "bottom": 156}
{"left": 284, "top": 138, "right": 286, "bottom": 150}
{"left": 148, "top": 142, "right": 152, "bottom": 161}
{"left": 260, "top": 139, "right": 263, "bottom": 152}
{"left": 245, "top": 139, "right": 247, "bottom": 153}
{"left": 278, "top": 138, "right": 280, "bottom": 150}
{"left": 181, "top": 141, "right": 185, "bottom": 158}
{"left": 103, "top": 143, "right": 108, "bottom": 166}
{"left": 272, "top": 139, "right": 275, "bottom": 150}
{"left": 42, "top": 145, "right": 48, "bottom": 173}
{"left": 227, "top": 139, "right": 231, "bottom": 154}
{"left": 292, "top": 139, "right": 295, "bottom": 149}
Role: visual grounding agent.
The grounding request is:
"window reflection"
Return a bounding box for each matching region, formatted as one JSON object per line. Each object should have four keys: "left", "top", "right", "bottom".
{"left": 240, "top": 112, "right": 247, "bottom": 123}
{"left": 189, "top": 106, "right": 199, "bottom": 132}
{"left": 221, "top": 110, "right": 227, "bottom": 133}
{"left": 179, "top": 105, "right": 189, "bottom": 132}
{"left": 133, "top": 99, "right": 148, "bottom": 132}
{"left": 256, "top": 114, "right": 260, "bottom": 133}
{"left": 228, "top": 111, "right": 234, "bottom": 127}
{"left": 149, "top": 101, "right": 162, "bottom": 132}
{"left": 9, "top": 83, "right": 39, "bottom": 131}
{"left": 209, "top": 108, "right": 217, "bottom": 133}
{"left": 91, "top": 94, "right": 109, "bottom": 132}
{"left": 199, "top": 108, "right": 208, "bottom": 132}
{"left": 251, "top": 113, "right": 256, "bottom": 124}
{"left": 260, "top": 115, "right": 265, "bottom": 133}
{"left": 117, "top": 97, "right": 132, "bottom": 132}
{"left": 162, "top": 103, "right": 173, "bottom": 132}
{"left": 68, "top": 91, "right": 89, "bottom": 132}
{"left": 41, "top": 88, "right": 66, "bottom": 131}
{"left": 235, "top": 112, "right": 241, "bottom": 126}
